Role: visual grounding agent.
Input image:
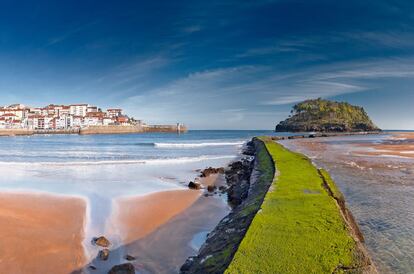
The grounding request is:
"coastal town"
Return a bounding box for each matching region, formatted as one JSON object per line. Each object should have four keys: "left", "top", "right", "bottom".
{"left": 0, "top": 103, "right": 186, "bottom": 135}
{"left": 0, "top": 103, "right": 133, "bottom": 130}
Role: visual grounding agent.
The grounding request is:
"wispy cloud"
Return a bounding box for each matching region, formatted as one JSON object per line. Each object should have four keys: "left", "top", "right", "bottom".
{"left": 181, "top": 25, "right": 202, "bottom": 34}
{"left": 123, "top": 55, "right": 414, "bottom": 117}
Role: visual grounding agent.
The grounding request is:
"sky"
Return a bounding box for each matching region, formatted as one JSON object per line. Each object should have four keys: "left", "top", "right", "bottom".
{"left": 1, "top": 0, "right": 414, "bottom": 130}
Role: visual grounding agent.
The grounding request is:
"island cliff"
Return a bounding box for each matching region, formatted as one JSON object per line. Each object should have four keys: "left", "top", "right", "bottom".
{"left": 275, "top": 98, "right": 380, "bottom": 132}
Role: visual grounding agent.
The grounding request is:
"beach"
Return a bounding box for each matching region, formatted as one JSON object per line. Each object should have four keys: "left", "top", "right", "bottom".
{"left": 0, "top": 192, "right": 86, "bottom": 274}
{"left": 0, "top": 131, "right": 261, "bottom": 273}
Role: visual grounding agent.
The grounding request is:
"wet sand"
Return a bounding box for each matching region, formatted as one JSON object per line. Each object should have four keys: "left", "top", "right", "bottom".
{"left": 115, "top": 189, "right": 202, "bottom": 245}
{"left": 121, "top": 193, "right": 229, "bottom": 273}
{"left": 110, "top": 174, "right": 229, "bottom": 273}
{"left": 354, "top": 132, "right": 414, "bottom": 158}
{"left": 0, "top": 192, "right": 86, "bottom": 274}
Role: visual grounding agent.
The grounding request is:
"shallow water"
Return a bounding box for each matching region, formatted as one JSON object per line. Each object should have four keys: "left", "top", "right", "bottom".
{"left": 281, "top": 134, "right": 414, "bottom": 274}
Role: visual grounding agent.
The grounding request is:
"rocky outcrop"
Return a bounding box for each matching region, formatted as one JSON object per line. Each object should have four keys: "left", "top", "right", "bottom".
{"left": 188, "top": 181, "right": 201, "bottom": 190}
{"left": 108, "top": 263, "right": 135, "bottom": 274}
{"left": 180, "top": 139, "right": 274, "bottom": 273}
{"left": 200, "top": 167, "right": 225, "bottom": 177}
{"left": 225, "top": 154, "right": 255, "bottom": 208}
{"left": 275, "top": 98, "right": 380, "bottom": 132}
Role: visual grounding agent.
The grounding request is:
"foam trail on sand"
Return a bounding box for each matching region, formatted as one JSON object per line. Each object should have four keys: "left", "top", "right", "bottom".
{"left": 154, "top": 141, "right": 245, "bottom": 148}
{"left": 0, "top": 155, "right": 236, "bottom": 166}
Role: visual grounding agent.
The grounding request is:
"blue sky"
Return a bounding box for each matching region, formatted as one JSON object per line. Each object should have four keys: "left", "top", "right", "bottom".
{"left": 1, "top": 0, "right": 414, "bottom": 129}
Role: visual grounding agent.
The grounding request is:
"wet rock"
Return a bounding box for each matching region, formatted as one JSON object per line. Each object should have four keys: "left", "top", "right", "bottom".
{"left": 225, "top": 153, "right": 255, "bottom": 208}
{"left": 188, "top": 181, "right": 201, "bottom": 190}
{"left": 108, "top": 263, "right": 135, "bottom": 274}
{"left": 242, "top": 141, "right": 256, "bottom": 155}
{"left": 125, "top": 254, "right": 135, "bottom": 261}
{"left": 200, "top": 167, "right": 224, "bottom": 177}
{"left": 207, "top": 185, "right": 216, "bottom": 192}
{"left": 99, "top": 249, "right": 110, "bottom": 261}
{"left": 92, "top": 236, "right": 110, "bottom": 247}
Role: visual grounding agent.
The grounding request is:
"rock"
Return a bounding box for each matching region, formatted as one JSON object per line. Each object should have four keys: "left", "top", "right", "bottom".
{"left": 207, "top": 185, "right": 216, "bottom": 192}
{"left": 200, "top": 167, "right": 224, "bottom": 177}
{"left": 125, "top": 254, "right": 135, "bottom": 261}
{"left": 108, "top": 263, "right": 135, "bottom": 274}
{"left": 275, "top": 99, "right": 380, "bottom": 132}
{"left": 99, "top": 249, "right": 110, "bottom": 261}
{"left": 92, "top": 236, "right": 110, "bottom": 247}
{"left": 188, "top": 181, "right": 201, "bottom": 190}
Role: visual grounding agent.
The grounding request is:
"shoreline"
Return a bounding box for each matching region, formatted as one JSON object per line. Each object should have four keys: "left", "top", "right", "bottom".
{"left": 0, "top": 185, "right": 223, "bottom": 273}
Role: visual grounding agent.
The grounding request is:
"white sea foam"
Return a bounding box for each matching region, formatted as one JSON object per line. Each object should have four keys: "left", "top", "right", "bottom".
{"left": 154, "top": 141, "right": 245, "bottom": 148}
{"left": 0, "top": 155, "right": 236, "bottom": 166}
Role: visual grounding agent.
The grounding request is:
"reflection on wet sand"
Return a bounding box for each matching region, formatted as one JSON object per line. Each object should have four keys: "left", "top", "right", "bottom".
{"left": 281, "top": 132, "right": 414, "bottom": 274}
{"left": 354, "top": 132, "right": 414, "bottom": 159}
{"left": 84, "top": 174, "right": 229, "bottom": 273}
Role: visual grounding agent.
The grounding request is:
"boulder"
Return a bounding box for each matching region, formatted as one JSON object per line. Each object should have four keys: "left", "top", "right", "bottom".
{"left": 93, "top": 236, "right": 110, "bottom": 247}
{"left": 108, "top": 263, "right": 135, "bottom": 274}
{"left": 99, "top": 249, "right": 110, "bottom": 261}
{"left": 200, "top": 167, "right": 224, "bottom": 177}
{"left": 188, "top": 181, "right": 201, "bottom": 190}
{"left": 207, "top": 185, "right": 216, "bottom": 192}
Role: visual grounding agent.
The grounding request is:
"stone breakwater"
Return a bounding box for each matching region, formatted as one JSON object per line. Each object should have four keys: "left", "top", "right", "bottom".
{"left": 0, "top": 124, "right": 187, "bottom": 136}
{"left": 180, "top": 137, "right": 376, "bottom": 274}
{"left": 180, "top": 138, "right": 272, "bottom": 273}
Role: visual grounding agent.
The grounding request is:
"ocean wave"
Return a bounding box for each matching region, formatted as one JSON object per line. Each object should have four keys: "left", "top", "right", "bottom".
{"left": 0, "top": 155, "right": 236, "bottom": 166}
{"left": 153, "top": 141, "right": 245, "bottom": 148}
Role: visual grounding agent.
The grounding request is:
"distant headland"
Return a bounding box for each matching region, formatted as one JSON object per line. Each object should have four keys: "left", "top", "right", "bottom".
{"left": 0, "top": 103, "right": 186, "bottom": 136}
{"left": 275, "top": 98, "right": 380, "bottom": 132}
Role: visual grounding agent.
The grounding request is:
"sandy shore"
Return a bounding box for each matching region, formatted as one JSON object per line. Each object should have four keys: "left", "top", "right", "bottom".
{"left": 354, "top": 132, "right": 414, "bottom": 158}
{"left": 0, "top": 192, "right": 87, "bottom": 274}
{"left": 115, "top": 189, "right": 201, "bottom": 245}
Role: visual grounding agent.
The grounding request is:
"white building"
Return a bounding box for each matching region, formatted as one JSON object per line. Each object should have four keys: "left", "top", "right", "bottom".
{"left": 72, "top": 116, "right": 83, "bottom": 128}
{"left": 70, "top": 104, "right": 88, "bottom": 117}
{"left": 87, "top": 106, "right": 98, "bottom": 113}
{"left": 107, "top": 108, "right": 122, "bottom": 118}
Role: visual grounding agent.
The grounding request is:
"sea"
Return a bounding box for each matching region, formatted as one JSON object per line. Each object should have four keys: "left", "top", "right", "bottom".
{"left": 0, "top": 130, "right": 411, "bottom": 273}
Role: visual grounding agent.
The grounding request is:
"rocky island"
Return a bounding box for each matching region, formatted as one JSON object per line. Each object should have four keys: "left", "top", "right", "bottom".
{"left": 275, "top": 98, "right": 380, "bottom": 132}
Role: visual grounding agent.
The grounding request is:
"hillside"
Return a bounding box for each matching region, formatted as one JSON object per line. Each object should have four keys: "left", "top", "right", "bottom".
{"left": 275, "top": 98, "right": 380, "bottom": 132}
